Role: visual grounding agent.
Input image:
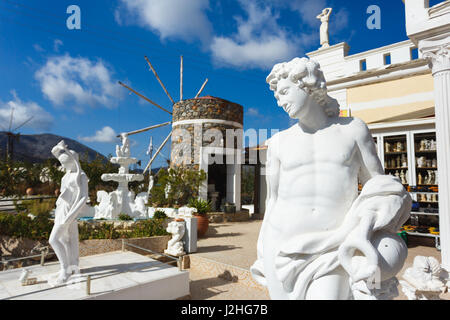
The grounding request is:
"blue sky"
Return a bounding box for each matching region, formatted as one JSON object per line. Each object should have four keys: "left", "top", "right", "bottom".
{"left": 0, "top": 0, "right": 416, "bottom": 168}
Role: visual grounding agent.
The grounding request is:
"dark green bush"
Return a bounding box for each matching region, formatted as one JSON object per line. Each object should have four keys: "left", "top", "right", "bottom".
{"left": 152, "top": 210, "right": 167, "bottom": 219}
{"left": 0, "top": 214, "right": 168, "bottom": 241}
{"left": 78, "top": 219, "right": 168, "bottom": 240}
{"left": 78, "top": 222, "right": 121, "bottom": 240}
{"left": 118, "top": 213, "right": 133, "bottom": 221}
{"left": 124, "top": 219, "right": 168, "bottom": 238}
{"left": 0, "top": 211, "right": 53, "bottom": 240}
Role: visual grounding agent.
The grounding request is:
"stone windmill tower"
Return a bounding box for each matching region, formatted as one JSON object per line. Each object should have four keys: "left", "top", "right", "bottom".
{"left": 119, "top": 56, "right": 243, "bottom": 211}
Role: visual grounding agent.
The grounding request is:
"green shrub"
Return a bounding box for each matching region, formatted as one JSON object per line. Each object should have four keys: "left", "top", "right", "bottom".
{"left": 0, "top": 211, "right": 53, "bottom": 240}
{"left": 153, "top": 210, "right": 167, "bottom": 219}
{"left": 124, "top": 219, "right": 169, "bottom": 238}
{"left": 78, "top": 219, "right": 169, "bottom": 240}
{"left": 0, "top": 211, "right": 168, "bottom": 241}
{"left": 149, "top": 167, "right": 206, "bottom": 207}
{"left": 188, "top": 198, "right": 211, "bottom": 215}
{"left": 118, "top": 213, "right": 133, "bottom": 221}
{"left": 78, "top": 222, "right": 121, "bottom": 240}
{"left": 15, "top": 199, "right": 56, "bottom": 216}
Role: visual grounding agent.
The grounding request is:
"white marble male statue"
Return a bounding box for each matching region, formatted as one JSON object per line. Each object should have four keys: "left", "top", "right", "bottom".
{"left": 49, "top": 141, "right": 89, "bottom": 284}
{"left": 250, "top": 57, "right": 411, "bottom": 300}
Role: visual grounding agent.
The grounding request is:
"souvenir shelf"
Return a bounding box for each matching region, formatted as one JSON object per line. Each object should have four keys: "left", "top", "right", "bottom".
{"left": 377, "top": 130, "right": 440, "bottom": 249}
{"left": 383, "top": 134, "right": 409, "bottom": 187}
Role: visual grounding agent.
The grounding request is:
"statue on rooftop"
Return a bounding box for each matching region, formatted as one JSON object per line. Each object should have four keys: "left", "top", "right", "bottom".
{"left": 49, "top": 140, "right": 89, "bottom": 285}
{"left": 317, "top": 8, "right": 332, "bottom": 49}
{"left": 250, "top": 57, "right": 411, "bottom": 300}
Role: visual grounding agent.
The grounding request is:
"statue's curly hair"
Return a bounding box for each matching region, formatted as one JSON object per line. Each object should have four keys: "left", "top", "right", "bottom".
{"left": 266, "top": 57, "right": 340, "bottom": 117}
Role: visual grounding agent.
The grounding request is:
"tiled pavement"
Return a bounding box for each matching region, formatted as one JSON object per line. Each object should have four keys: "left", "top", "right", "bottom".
{"left": 187, "top": 220, "right": 449, "bottom": 300}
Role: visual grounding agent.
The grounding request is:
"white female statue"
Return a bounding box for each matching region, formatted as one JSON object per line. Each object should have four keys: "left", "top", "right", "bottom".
{"left": 250, "top": 57, "right": 411, "bottom": 300}
{"left": 49, "top": 140, "right": 89, "bottom": 284}
{"left": 317, "top": 8, "right": 332, "bottom": 48}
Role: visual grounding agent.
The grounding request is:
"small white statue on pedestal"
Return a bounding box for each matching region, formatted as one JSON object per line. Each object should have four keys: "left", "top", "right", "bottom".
{"left": 250, "top": 57, "right": 411, "bottom": 300}
{"left": 178, "top": 206, "right": 198, "bottom": 218}
{"left": 399, "top": 256, "right": 448, "bottom": 300}
{"left": 317, "top": 8, "right": 332, "bottom": 49}
{"left": 49, "top": 140, "right": 89, "bottom": 285}
{"left": 116, "top": 133, "right": 130, "bottom": 158}
{"left": 165, "top": 220, "right": 186, "bottom": 257}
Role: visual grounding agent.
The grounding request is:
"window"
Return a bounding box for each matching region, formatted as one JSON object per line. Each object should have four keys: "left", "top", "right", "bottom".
{"left": 411, "top": 47, "right": 419, "bottom": 60}
{"left": 360, "top": 59, "right": 367, "bottom": 71}
{"left": 384, "top": 53, "right": 391, "bottom": 65}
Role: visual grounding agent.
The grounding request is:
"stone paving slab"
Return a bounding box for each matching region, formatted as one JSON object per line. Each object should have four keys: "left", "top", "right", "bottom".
{"left": 190, "top": 220, "right": 449, "bottom": 300}
{"left": 0, "top": 251, "right": 189, "bottom": 300}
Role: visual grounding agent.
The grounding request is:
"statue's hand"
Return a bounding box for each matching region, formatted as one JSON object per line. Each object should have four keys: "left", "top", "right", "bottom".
{"left": 357, "top": 195, "right": 406, "bottom": 233}
{"left": 351, "top": 259, "right": 379, "bottom": 283}
{"left": 339, "top": 212, "right": 379, "bottom": 283}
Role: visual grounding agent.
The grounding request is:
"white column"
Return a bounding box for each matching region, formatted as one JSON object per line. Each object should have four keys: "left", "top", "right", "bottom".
{"left": 198, "top": 146, "right": 208, "bottom": 201}
{"left": 234, "top": 156, "right": 241, "bottom": 210}
{"left": 420, "top": 34, "right": 450, "bottom": 271}
{"left": 226, "top": 164, "right": 235, "bottom": 204}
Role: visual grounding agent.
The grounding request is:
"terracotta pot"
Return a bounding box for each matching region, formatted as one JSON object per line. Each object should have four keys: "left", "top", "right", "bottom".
{"left": 196, "top": 214, "right": 209, "bottom": 238}
{"left": 26, "top": 188, "right": 34, "bottom": 196}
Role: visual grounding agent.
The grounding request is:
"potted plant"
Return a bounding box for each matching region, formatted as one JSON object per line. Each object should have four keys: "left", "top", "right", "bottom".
{"left": 188, "top": 198, "right": 211, "bottom": 238}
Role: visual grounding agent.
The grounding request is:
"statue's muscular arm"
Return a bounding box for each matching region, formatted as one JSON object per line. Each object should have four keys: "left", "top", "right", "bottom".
{"left": 352, "top": 118, "right": 384, "bottom": 185}
{"left": 256, "top": 136, "right": 280, "bottom": 259}
{"left": 351, "top": 117, "right": 406, "bottom": 230}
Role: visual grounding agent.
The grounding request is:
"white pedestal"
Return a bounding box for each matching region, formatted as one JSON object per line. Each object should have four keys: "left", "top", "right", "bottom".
{"left": 182, "top": 217, "right": 198, "bottom": 253}
{"left": 0, "top": 251, "right": 189, "bottom": 300}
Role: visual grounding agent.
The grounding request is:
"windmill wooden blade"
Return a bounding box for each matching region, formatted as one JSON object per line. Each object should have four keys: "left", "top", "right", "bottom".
{"left": 12, "top": 116, "right": 34, "bottom": 132}
{"left": 8, "top": 107, "right": 14, "bottom": 131}
{"left": 180, "top": 55, "right": 183, "bottom": 101}
{"left": 117, "top": 121, "right": 171, "bottom": 137}
{"left": 143, "top": 130, "right": 172, "bottom": 174}
{"left": 195, "top": 78, "right": 209, "bottom": 98}
{"left": 144, "top": 56, "right": 175, "bottom": 105}
{"left": 118, "top": 81, "right": 172, "bottom": 115}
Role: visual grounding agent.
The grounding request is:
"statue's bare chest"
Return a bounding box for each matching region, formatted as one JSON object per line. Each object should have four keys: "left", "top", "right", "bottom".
{"left": 276, "top": 126, "right": 358, "bottom": 169}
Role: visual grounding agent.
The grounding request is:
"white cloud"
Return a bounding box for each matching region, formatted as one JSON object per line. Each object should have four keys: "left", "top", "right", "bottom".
{"left": 210, "top": 2, "right": 313, "bottom": 69}
{"left": 289, "top": 0, "right": 327, "bottom": 27}
{"left": 35, "top": 54, "right": 122, "bottom": 110}
{"left": 116, "top": 0, "right": 212, "bottom": 44}
{"left": 246, "top": 107, "right": 262, "bottom": 117}
{"left": 288, "top": 0, "right": 349, "bottom": 34}
{"left": 331, "top": 8, "right": 350, "bottom": 35}
{"left": 80, "top": 126, "right": 118, "bottom": 143}
{"left": 0, "top": 91, "right": 53, "bottom": 131}
{"left": 33, "top": 44, "right": 45, "bottom": 52}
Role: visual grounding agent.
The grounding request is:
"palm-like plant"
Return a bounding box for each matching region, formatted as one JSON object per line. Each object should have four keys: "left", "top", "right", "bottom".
{"left": 188, "top": 198, "right": 211, "bottom": 215}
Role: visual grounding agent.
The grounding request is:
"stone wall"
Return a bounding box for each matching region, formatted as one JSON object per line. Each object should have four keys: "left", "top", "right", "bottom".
{"left": 79, "top": 236, "right": 171, "bottom": 257}
{"left": 171, "top": 123, "right": 242, "bottom": 167}
{"left": 1, "top": 235, "right": 171, "bottom": 261}
{"left": 207, "top": 211, "right": 250, "bottom": 223}
{"left": 171, "top": 97, "right": 244, "bottom": 167}
{"left": 173, "top": 97, "right": 243, "bottom": 123}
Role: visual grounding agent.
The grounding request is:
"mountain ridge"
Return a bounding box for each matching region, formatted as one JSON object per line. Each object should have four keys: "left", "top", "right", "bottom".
{"left": 0, "top": 132, "right": 108, "bottom": 163}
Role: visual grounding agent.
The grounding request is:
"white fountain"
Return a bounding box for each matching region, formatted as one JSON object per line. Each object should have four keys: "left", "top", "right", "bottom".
{"left": 94, "top": 133, "right": 148, "bottom": 219}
